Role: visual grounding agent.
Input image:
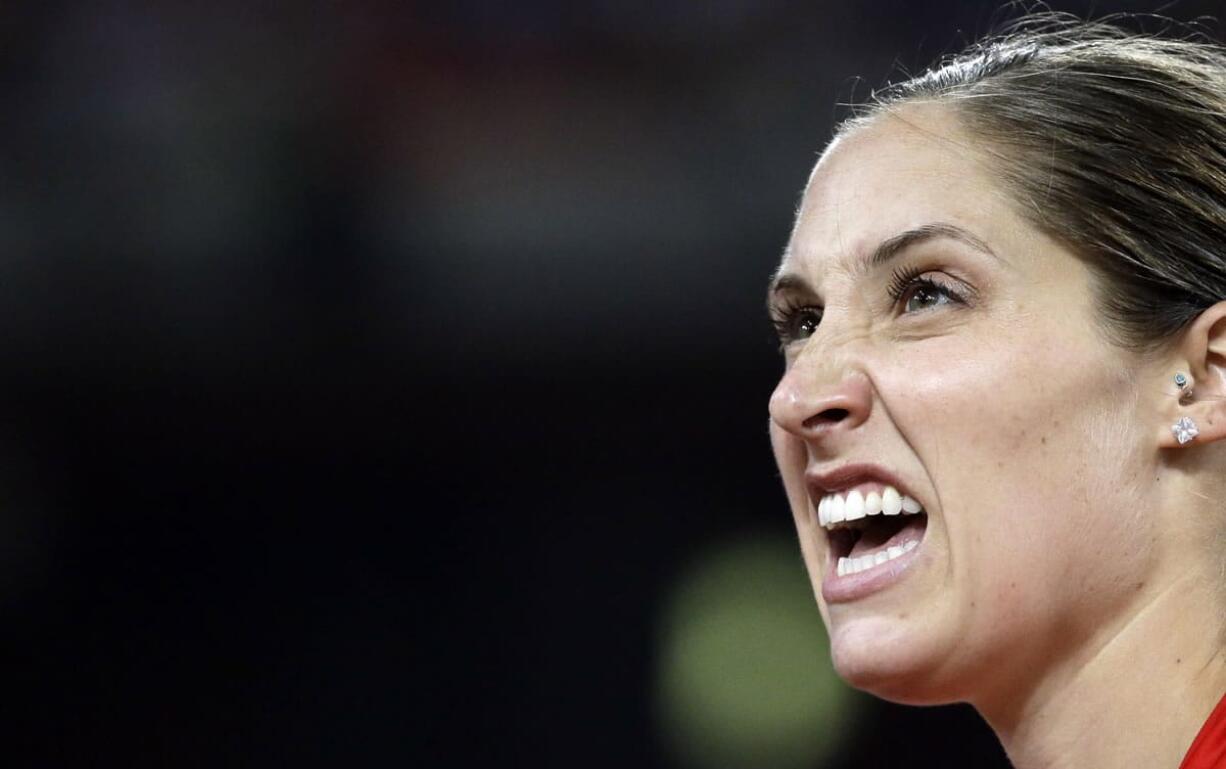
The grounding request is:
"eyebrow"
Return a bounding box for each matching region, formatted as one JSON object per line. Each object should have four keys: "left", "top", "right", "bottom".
{"left": 767, "top": 222, "right": 998, "bottom": 299}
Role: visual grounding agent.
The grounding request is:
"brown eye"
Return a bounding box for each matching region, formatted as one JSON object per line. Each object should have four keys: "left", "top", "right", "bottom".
{"left": 770, "top": 304, "right": 823, "bottom": 347}
{"left": 903, "top": 283, "right": 954, "bottom": 313}
{"left": 888, "top": 268, "right": 966, "bottom": 315}
{"left": 795, "top": 309, "right": 821, "bottom": 337}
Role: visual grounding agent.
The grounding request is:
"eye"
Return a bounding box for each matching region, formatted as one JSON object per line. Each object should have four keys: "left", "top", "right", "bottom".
{"left": 903, "top": 281, "right": 955, "bottom": 313}
{"left": 887, "top": 266, "right": 967, "bottom": 315}
{"left": 770, "top": 301, "right": 823, "bottom": 347}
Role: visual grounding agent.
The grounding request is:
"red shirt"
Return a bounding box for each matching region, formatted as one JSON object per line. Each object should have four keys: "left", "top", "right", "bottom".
{"left": 1182, "top": 692, "right": 1226, "bottom": 769}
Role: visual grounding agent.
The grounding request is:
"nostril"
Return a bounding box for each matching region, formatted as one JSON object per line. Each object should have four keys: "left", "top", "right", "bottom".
{"left": 809, "top": 407, "right": 850, "bottom": 425}
{"left": 779, "top": 374, "right": 871, "bottom": 436}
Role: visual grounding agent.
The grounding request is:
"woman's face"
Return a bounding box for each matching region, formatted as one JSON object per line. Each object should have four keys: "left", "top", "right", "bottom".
{"left": 768, "top": 105, "right": 1164, "bottom": 708}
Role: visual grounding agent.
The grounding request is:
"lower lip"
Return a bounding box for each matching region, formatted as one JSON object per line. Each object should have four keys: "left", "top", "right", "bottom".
{"left": 820, "top": 537, "right": 924, "bottom": 604}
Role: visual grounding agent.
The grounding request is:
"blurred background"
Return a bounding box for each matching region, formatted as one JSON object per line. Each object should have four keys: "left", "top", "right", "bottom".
{"left": 3, "top": 1, "right": 1220, "bottom": 766}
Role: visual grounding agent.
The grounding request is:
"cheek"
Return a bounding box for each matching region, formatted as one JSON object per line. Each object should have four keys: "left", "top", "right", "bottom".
{"left": 884, "top": 342, "right": 1067, "bottom": 495}
{"left": 885, "top": 325, "right": 1128, "bottom": 491}
{"left": 883, "top": 338, "right": 1153, "bottom": 601}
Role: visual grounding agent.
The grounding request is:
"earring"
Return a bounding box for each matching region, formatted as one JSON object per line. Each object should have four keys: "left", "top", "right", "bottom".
{"left": 1175, "top": 372, "right": 1193, "bottom": 402}
{"left": 1172, "top": 416, "right": 1199, "bottom": 445}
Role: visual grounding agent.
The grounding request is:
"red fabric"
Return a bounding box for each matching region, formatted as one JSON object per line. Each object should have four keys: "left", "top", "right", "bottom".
{"left": 1181, "top": 692, "right": 1226, "bottom": 769}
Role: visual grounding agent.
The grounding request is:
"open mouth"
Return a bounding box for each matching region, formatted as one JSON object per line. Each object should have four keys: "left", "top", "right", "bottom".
{"left": 817, "top": 486, "right": 928, "bottom": 576}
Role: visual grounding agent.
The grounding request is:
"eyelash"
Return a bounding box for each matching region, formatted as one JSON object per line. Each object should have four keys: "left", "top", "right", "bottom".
{"left": 769, "top": 297, "right": 823, "bottom": 348}
{"left": 770, "top": 266, "right": 968, "bottom": 348}
{"left": 886, "top": 264, "right": 968, "bottom": 311}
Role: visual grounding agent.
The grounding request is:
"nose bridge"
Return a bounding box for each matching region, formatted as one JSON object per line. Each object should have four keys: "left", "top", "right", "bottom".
{"left": 769, "top": 327, "right": 873, "bottom": 442}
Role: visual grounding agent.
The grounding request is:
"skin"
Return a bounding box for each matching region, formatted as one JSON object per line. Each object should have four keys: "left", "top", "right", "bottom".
{"left": 767, "top": 103, "right": 1226, "bottom": 768}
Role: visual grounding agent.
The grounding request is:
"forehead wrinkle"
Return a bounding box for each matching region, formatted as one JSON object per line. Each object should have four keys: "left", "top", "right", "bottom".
{"left": 767, "top": 243, "right": 812, "bottom": 302}
{"left": 768, "top": 235, "right": 833, "bottom": 301}
{"left": 766, "top": 241, "right": 862, "bottom": 305}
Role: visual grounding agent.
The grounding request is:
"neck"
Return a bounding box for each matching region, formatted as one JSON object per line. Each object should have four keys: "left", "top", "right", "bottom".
{"left": 977, "top": 572, "right": 1226, "bottom": 769}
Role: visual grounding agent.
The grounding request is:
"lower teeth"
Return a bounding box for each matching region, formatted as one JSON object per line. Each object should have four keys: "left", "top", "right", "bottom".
{"left": 837, "top": 539, "right": 918, "bottom": 576}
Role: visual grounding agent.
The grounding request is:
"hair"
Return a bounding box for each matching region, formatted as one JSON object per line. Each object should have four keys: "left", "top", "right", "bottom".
{"left": 842, "top": 13, "right": 1226, "bottom": 352}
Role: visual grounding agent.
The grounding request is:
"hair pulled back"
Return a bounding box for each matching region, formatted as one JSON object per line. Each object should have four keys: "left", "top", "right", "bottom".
{"left": 848, "top": 15, "right": 1226, "bottom": 351}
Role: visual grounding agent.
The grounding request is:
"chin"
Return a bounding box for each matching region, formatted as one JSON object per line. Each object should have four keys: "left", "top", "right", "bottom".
{"left": 827, "top": 616, "right": 962, "bottom": 705}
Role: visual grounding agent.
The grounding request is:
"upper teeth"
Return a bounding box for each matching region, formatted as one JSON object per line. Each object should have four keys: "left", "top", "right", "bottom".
{"left": 817, "top": 485, "right": 923, "bottom": 529}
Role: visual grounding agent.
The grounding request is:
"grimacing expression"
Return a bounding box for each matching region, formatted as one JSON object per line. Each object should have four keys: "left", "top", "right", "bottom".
{"left": 767, "top": 105, "right": 1163, "bottom": 707}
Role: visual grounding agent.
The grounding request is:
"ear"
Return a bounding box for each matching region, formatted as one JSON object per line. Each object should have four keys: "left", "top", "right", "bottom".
{"left": 1159, "top": 301, "right": 1226, "bottom": 448}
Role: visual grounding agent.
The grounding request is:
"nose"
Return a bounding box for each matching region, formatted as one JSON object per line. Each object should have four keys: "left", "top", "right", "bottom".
{"left": 769, "top": 359, "right": 873, "bottom": 443}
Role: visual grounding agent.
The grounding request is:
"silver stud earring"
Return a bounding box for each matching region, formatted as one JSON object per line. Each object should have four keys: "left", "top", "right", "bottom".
{"left": 1172, "top": 416, "right": 1199, "bottom": 445}
{"left": 1175, "top": 372, "right": 1193, "bottom": 401}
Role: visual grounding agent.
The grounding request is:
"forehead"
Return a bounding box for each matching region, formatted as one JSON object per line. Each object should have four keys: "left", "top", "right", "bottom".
{"left": 783, "top": 105, "right": 1021, "bottom": 276}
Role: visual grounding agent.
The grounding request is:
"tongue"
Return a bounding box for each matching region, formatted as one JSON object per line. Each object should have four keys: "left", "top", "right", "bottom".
{"left": 849, "top": 515, "right": 927, "bottom": 558}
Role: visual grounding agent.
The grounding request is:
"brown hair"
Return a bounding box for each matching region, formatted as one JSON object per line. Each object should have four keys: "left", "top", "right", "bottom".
{"left": 845, "top": 15, "right": 1226, "bottom": 351}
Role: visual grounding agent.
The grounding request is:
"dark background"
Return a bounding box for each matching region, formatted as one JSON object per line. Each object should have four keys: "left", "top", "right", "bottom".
{"left": 3, "top": 1, "right": 1220, "bottom": 766}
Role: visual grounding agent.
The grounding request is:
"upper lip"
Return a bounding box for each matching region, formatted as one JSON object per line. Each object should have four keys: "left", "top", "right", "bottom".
{"left": 805, "top": 462, "right": 916, "bottom": 500}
